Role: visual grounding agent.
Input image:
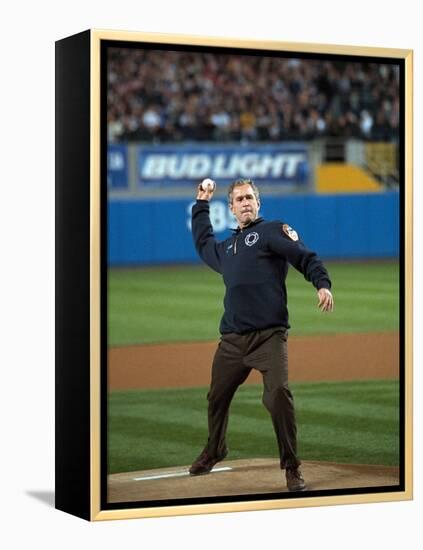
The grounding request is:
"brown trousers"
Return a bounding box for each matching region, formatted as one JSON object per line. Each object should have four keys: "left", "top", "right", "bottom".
{"left": 205, "top": 326, "right": 301, "bottom": 470}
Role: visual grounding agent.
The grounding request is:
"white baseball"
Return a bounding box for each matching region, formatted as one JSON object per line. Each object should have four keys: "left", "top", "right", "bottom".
{"left": 200, "top": 178, "right": 216, "bottom": 191}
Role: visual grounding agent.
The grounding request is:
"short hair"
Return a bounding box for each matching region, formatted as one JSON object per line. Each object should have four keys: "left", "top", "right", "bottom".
{"left": 227, "top": 179, "right": 260, "bottom": 205}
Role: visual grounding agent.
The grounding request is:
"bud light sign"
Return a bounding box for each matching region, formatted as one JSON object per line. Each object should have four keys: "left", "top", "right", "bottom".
{"left": 137, "top": 144, "right": 309, "bottom": 188}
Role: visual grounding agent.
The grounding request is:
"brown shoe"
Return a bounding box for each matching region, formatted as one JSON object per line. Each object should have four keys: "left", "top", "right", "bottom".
{"left": 189, "top": 447, "right": 228, "bottom": 476}
{"left": 286, "top": 467, "right": 306, "bottom": 492}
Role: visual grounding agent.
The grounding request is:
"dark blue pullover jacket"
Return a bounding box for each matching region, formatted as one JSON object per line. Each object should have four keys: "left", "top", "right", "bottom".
{"left": 192, "top": 200, "right": 332, "bottom": 334}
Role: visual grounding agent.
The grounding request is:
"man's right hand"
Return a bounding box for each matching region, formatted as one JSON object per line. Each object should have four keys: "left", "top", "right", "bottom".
{"left": 196, "top": 183, "right": 215, "bottom": 201}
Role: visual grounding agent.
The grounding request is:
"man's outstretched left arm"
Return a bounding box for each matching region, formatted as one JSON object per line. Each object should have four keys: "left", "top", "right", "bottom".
{"left": 267, "top": 223, "right": 334, "bottom": 313}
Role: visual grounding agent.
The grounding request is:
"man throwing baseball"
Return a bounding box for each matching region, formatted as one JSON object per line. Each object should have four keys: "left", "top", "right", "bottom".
{"left": 189, "top": 178, "right": 334, "bottom": 492}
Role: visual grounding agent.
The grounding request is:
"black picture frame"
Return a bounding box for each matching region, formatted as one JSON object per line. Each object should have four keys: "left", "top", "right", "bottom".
{"left": 55, "top": 29, "right": 413, "bottom": 521}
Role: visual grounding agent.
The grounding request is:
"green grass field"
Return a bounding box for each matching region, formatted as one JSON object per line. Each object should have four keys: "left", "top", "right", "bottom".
{"left": 108, "top": 380, "right": 400, "bottom": 474}
{"left": 108, "top": 260, "right": 399, "bottom": 346}
{"left": 108, "top": 260, "right": 400, "bottom": 473}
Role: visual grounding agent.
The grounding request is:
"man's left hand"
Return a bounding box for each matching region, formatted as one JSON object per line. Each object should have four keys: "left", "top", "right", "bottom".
{"left": 317, "top": 288, "right": 334, "bottom": 312}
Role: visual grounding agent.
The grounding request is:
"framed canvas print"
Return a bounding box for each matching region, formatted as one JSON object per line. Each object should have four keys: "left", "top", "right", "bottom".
{"left": 55, "top": 29, "right": 413, "bottom": 521}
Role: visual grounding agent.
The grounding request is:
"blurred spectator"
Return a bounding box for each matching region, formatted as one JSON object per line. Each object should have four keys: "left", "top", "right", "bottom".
{"left": 107, "top": 49, "right": 400, "bottom": 144}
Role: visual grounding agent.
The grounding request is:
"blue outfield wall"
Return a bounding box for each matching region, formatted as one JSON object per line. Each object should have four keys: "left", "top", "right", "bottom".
{"left": 108, "top": 191, "right": 399, "bottom": 266}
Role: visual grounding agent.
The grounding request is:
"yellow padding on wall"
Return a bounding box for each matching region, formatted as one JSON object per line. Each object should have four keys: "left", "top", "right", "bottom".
{"left": 316, "top": 163, "right": 382, "bottom": 193}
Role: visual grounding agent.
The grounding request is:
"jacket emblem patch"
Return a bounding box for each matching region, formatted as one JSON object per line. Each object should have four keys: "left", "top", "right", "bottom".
{"left": 245, "top": 232, "right": 259, "bottom": 247}
{"left": 282, "top": 224, "right": 299, "bottom": 241}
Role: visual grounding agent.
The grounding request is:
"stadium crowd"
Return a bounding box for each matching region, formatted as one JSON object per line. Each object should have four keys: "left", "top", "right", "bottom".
{"left": 107, "top": 49, "right": 400, "bottom": 144}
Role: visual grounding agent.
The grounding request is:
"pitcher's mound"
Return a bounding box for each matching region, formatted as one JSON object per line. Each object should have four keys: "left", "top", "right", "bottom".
{"left": 108, "top": 458, "right": 400, "bottom": 503}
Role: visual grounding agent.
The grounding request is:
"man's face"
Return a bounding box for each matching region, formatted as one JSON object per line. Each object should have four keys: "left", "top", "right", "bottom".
{"left": 230, "top": 184, "right": 260, "bottom": 228}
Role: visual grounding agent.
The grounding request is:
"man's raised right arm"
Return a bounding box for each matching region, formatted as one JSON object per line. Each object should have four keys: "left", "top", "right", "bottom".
{"left": 191, "top": 183, "right": 223, "bottom": 274}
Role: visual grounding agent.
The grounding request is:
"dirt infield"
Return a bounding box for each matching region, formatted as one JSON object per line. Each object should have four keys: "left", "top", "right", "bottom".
{"left": 108, "top": 331, "right": 399, "bottom": 390}
{"left": 108, "top": 458, "right": 400, "bottom": 503}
